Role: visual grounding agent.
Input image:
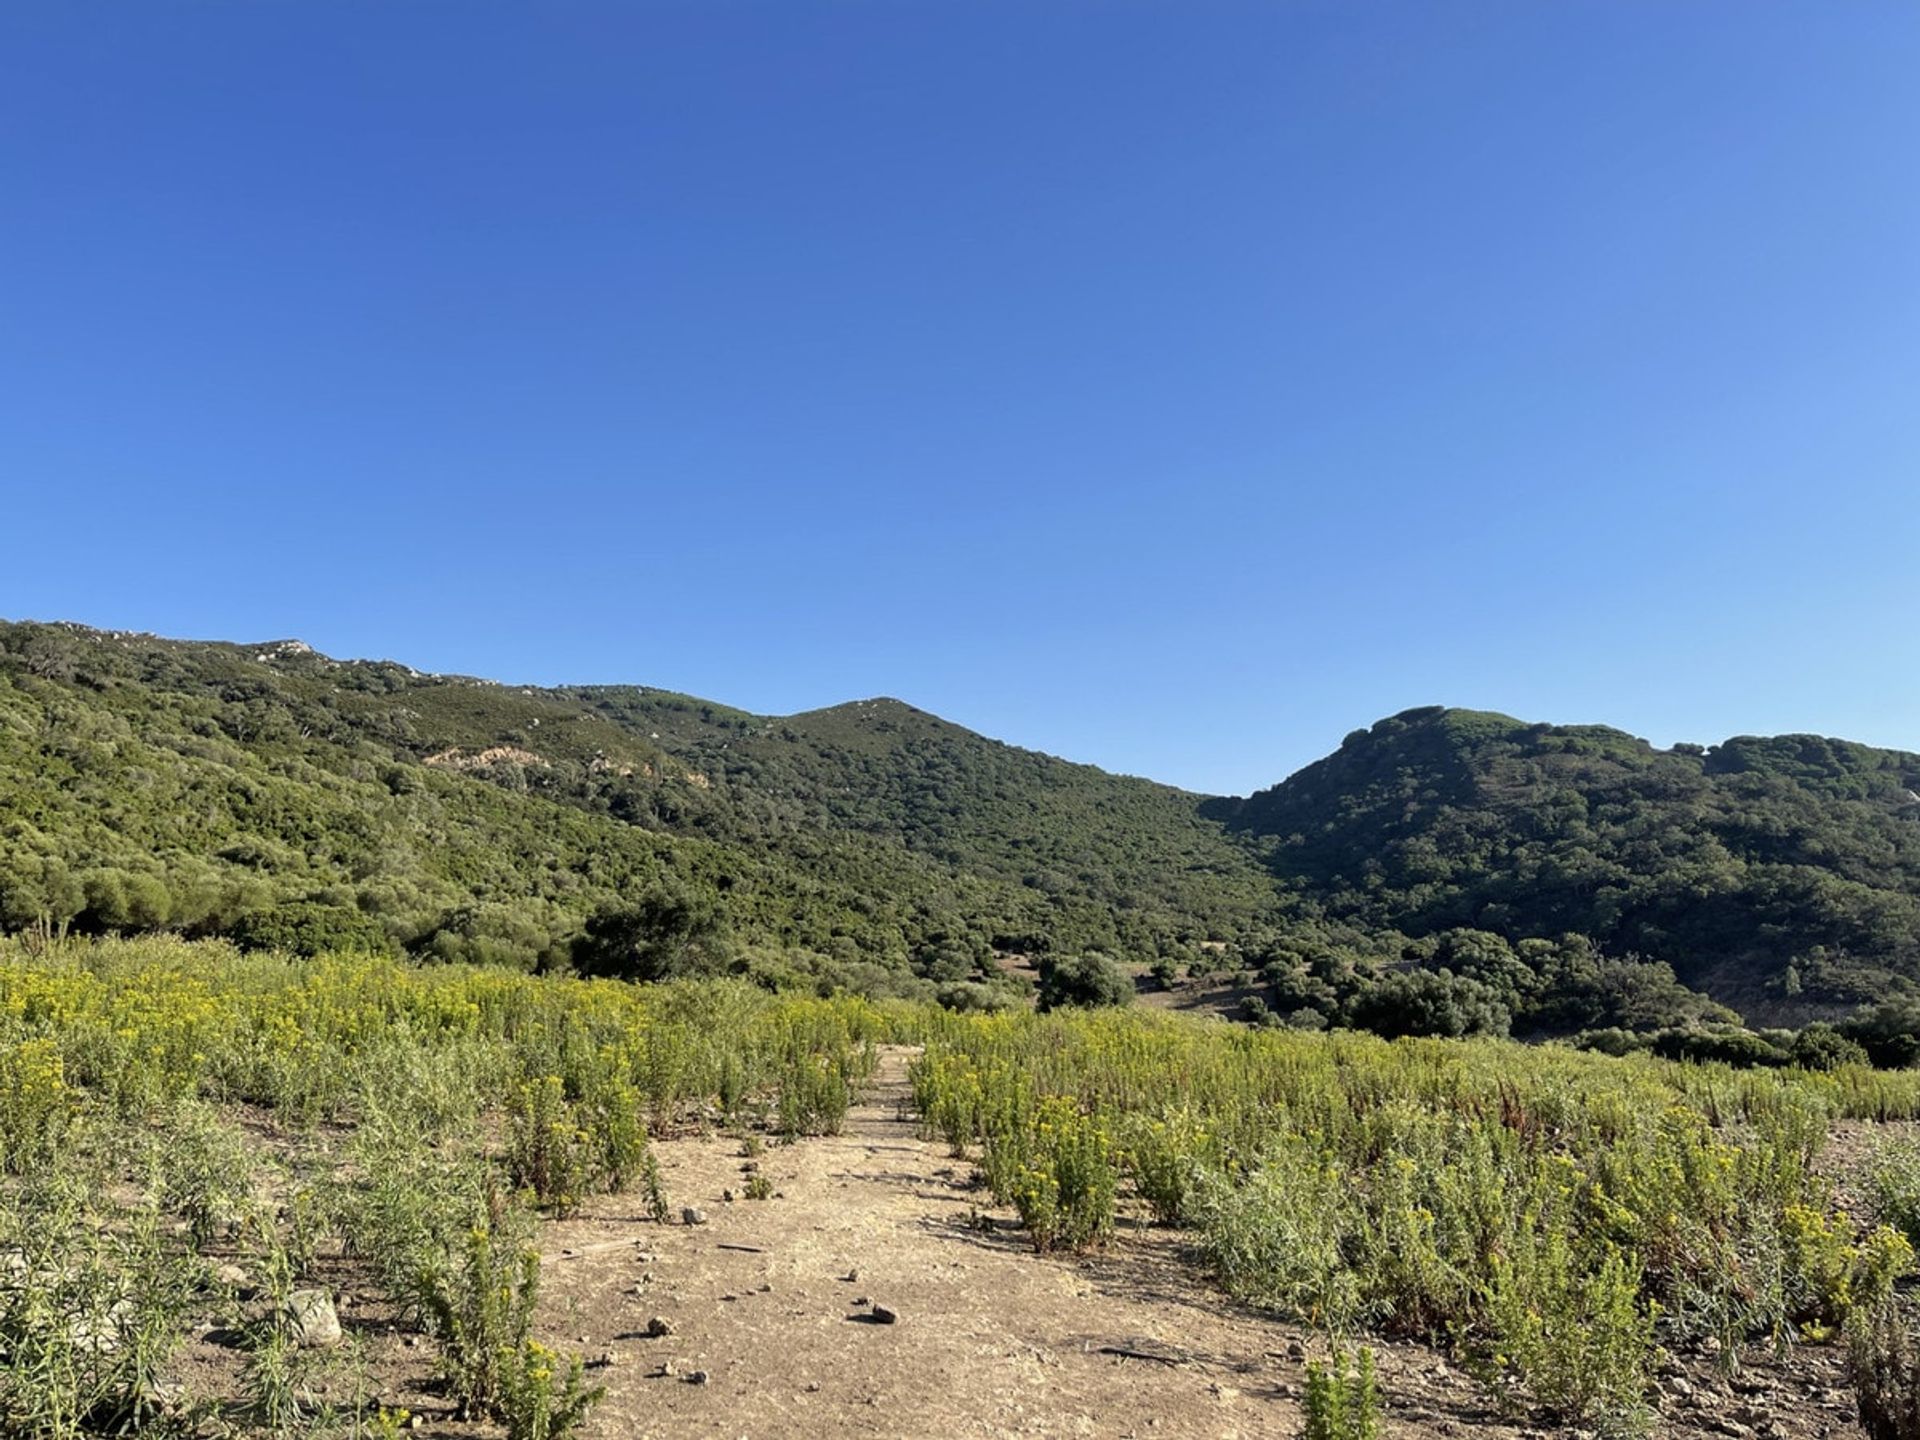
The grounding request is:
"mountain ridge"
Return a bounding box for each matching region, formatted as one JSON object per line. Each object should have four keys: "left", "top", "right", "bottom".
{"left": 4, "top": 619, "right": 1918, "bottom": 1033}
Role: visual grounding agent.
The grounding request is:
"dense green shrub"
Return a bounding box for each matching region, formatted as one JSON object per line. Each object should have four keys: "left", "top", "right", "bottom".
{"left": 1349, "top": 970, "right": 1510, "bottom": 1039}
{"left": 1036, "top": 954, "right": 1135, "bottom": 1011}
{"left": 570, "top": 889, "right": 733, "bottom": 982}
{"left": 936, "top": 980, "right": 1020, "bottom": 1013}
{"left": 1649, "top": 1025, "right": 1789, "bottom": 1067}
{"left": 230, "top": 900, "right": 395, "bottom": 957}
{"left": 1848, "top": 1003, "right": 1920, "bottom": 1069}
{"left": 1794, "top": 1021, "right": 1871, "bottom": 1070}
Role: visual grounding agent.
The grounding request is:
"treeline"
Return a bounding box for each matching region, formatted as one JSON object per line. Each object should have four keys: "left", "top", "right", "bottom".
{"left": 1208, "top": 924, "right": 1920, "bottom": 1071}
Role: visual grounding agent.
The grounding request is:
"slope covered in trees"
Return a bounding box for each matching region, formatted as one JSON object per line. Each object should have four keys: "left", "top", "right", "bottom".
{"left": 1214, "top": 706, "right": 1920, "bottom": 1012}
{"left": 3, "top": 622, "right": 1918, "bottom": 1033}
{"left": 0, "top": 621, "right": 1278, "bottom": 990}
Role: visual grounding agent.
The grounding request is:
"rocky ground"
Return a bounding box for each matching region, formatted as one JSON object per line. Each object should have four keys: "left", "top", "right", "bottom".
{"left": 531, "top": 1049, "right": 1864, "bottom": 1439}
{"left": 166, "top": 1048, "right": 1873, "bottom": 1437}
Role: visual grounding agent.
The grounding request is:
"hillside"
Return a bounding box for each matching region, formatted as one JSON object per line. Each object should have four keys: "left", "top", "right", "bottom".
{"left": 5, "top": 621, "right": 1920, "bottom": 1030}
{"left": 568, "top": 686, "right": 1271, "bottom": 935}
{"left": 0, "top": 621, "right": 1279, "bottom": 988}
{"left": 1214, "top": 705, "right": 1920, "bottom": 1012}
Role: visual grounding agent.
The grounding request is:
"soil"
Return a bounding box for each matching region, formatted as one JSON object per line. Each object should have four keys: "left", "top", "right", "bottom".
{"left": 166, "top": 1048, "right": 1876, "bottom": 1438}
{"left": 533, "top": 1049, "right": 1868, "bottom": 1440}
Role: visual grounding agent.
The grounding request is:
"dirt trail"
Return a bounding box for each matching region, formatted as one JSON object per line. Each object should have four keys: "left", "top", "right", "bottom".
{"left": 540, "top": 1048, "right": 1373, "bottom": 1438}
{"left": 536, "top": 1048, "right": 1861, "bottom": 1440}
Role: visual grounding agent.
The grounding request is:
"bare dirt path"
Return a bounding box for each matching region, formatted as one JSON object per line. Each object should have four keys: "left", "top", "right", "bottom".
{"left": 538, "top": 1046, "right": 1326, "bottom": 1437}
{"left": 535, "top": 1048, "right": 1863, "bottom": 1440}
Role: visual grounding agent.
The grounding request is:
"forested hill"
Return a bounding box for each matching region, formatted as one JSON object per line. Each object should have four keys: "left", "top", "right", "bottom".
{"left": 565, "top": 686, "right": 1263, "bottom": 924}
{"left": 0, "top": 621, "right": 1280, "bottom": 984}
{"left": 4, "top": 621, "right": 1919, "bottom": 1026}
{"left": 1213, "top": 706, "right": 1920, "bottom": 1010}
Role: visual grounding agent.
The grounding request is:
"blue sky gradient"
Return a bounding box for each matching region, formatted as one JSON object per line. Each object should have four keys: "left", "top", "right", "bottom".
{"left": 3, "top": 2, "right": 1915, "bottom": 794}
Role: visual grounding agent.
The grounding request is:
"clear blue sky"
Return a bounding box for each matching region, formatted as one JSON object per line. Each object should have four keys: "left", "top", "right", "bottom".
{"left": 3, "top": 3, "right": 1916, "bottom": 795}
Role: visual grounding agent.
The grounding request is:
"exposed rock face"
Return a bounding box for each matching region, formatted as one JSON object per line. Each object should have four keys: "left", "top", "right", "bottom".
{"left": 422, "top": 746, "right": 551, "bottom": 772}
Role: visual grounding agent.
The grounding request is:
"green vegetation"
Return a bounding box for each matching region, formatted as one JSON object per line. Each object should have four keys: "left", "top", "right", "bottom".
{"left": 1035, "top": 952, "right": 1135, "bottom": 1011}
{"left": 0, "top": 621, "right": 1277, "bottom": 995}
{"left": 0, "top": 934, "right": 886, "bottom": 1437}
{"left": 11, "top": 618, "right": 1920, "bottom": 1434}
{"left": 5, "top": 622, "right": 1920, "bottom": 1053}
{"left": 912, "top": 1004, "right": 1920, "bottom": 1434}
{"left": 1218, "top": 705, "right": 1920, "bottom": 1012}
{"left": 1853, "top": 1293, "right": 1920, "bottom": 1440}
{"left": 1302, "top": 1348, "right": 1380, "bottom": 1440}
{"left": 11, "top": 936, "right": 1920, "bottom": 1433}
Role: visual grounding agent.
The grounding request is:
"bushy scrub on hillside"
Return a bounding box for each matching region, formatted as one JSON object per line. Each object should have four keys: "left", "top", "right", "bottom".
{"left": 0, "top": 620, "right": 1289, "bottom": 980}
{"left": 1223, "top": 706, "right": 1920, "bottom": 1006}
{"left": 1035, "top": 953, "right": 1134, "bottom": 1011}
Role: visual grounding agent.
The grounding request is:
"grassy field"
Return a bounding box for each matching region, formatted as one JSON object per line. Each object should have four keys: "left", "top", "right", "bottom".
{"left": 7, "top": 938, "right": 1920, "bottom": 1438}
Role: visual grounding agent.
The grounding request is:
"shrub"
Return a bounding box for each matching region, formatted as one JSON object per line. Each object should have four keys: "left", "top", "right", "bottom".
{"left": 507, "top": 1076, "right": 593, "bottom": 1215}
{"left": 499, "top": 1340, "right": 604, "bottom": 1440}
{"left": 777, "top": 1054, "right": 853, "bottom": 1137}
{"left": 1649, "top": 1026, "right": 1788, "bottom": 1068}
{"left": 341, "top": 1121, "right": 492, "bottom": 1326}
{"left": 1350, "top": 970, "right": 1510, "bottom": 1039}
{"left": 1192, "top": 1147, "right": 1360, "bottom": 1332}
{"left": 1870, "top": 1142, "right": 1920, "bottom": 1251}
{"left": 240, "top": 1322, "right": 306, "bottom": 1435}
{"left": 1847, "top": 1002, "right": 1920, "bottom": 1070}
{"left": 935, "top": 981, "right": 1019, "bottom": 1013}
{"left": 1480, "top": 1236, "right": 1651, "bottom": 1435}
{"left": 1303, "top": 1347, "right": 1381, "bottom": 1440}
{"left": 582, "top": 1072, "right": 652, "bottom": 1193}
{"left": 0, "top": 1176, "right": 198, "bottom": 1439}
{"left": 421, "top": 1200, "right": 542, "bottom": 1420}
{"left": 570, "top": 889, "right": 731, "bottom": 982}
{"left": 1237, "top": 995, "right": 1277, "bottom": 1027}
{"left": 1120, "top": 1108, "right": 1213, "bottom": 1226}
{"left": 229, "top": 900, "right": 394, "bottom": 957}
{"left": 1793, "top": 1022, "right": 1869, "bottom": 1071}
{"left": 1002, "top": 1097, "right": 1116, "bottom": 1253}
{"left": 0, "top": 1038, "right": 71, "bottom": 1175}
{"left": 1035, "top": 954, "right": 1134, "bottom": 1011}
{"left": 153, "top": 1102, "right": 258, "bottom": 1249}
{"left": 1852, "top": 1295, "right": 1920, "bottom": 1440}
